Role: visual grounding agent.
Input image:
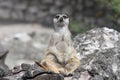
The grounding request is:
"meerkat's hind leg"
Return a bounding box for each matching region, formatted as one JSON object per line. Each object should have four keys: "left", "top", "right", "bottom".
{"left": 41, "top": 54, "right": 65, "bottom": 74}
{"left": 65, "top": 56, "right": 80, "bottom": 75}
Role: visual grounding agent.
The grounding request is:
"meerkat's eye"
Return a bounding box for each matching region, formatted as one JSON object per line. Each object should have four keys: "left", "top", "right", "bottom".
{"left": 63, "top": 15, "right": 68, "bottom": 18}
{"left": 55, "top": 15, "right": 59, "bottom": 19}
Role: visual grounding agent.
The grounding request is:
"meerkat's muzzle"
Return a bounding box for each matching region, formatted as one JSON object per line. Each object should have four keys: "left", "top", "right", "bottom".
{"left": 58, "top": 17, "right": 64, "bottom": 22}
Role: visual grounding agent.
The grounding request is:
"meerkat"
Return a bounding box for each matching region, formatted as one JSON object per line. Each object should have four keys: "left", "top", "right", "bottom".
{"left": 40, "top": 14, "right": 80, "bottom": 76}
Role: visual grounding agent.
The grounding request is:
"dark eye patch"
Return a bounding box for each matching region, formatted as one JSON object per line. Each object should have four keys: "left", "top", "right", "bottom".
{"left": 55, "top": 15, "right": 59, "bottom": 19}
{"left": 63, "top": 15, "right": 68, "bottom": 18}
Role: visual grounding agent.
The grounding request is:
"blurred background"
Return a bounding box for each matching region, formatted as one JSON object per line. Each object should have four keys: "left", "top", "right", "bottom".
{"left": 0, "top": 0, "right": 120, "bottom": 69}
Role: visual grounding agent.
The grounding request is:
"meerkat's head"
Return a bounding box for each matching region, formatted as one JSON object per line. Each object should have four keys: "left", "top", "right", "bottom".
{"left": 53, "top": 14, "right": 69, "bottom": 27}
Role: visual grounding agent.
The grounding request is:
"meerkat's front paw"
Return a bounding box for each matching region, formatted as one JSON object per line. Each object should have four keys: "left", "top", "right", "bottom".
{"left": 59, "top": 69, "right": 73, "bottom": 77}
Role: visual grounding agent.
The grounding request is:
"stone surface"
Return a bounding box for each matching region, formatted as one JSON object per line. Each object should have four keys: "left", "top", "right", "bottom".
{"left": 73, "top": 27, "right": 120, "bottom": 80}
{"left": 0, "top": 43, "right": 9, "bottom": 77}
{"left": 2, "top": 63, "right": 64, "bottom": 80}
{"left": 0, "top": 8, "right": 10, "bottom": 19}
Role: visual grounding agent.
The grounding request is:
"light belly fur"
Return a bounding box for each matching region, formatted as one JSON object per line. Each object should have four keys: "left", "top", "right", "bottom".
{"left": 55, "top": 41, "right": 71, "bottom": 63}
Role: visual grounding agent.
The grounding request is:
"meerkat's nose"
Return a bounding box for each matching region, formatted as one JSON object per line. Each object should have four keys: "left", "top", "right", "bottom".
{"left": 59, "top": 17, "right": 63, "bottom": 22}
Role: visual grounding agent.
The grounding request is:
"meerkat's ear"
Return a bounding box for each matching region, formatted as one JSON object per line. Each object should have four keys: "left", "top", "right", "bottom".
{"left": 63, "top": 13, "right": 70, "bottom": 17}
{"left": 66, "top": 13, "right": 69, "bottom": 17}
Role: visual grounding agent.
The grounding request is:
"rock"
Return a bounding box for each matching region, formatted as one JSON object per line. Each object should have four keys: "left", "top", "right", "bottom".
{"left": 0, "top": 8, "right": 10, "bottom": 19}
{"left": 0, "top": 43, "right": 9, "bottom": 76}
{"left": 0, "top": 43, "right": 8, "bottom": 57}
{"left": 73, "top": 27, "right": 120, "bottom": 80}
{"left": 79, "top": 71, "right": 91, "bottom": 80}
{"left": 0, "top": 1, "right": 13, "bottom": 8}
{"left": 14, "top": 3, "right": 27, "bottom": 10}
{"left": 11, "top": 11, "right": 24, "bottom": 20}
{"left": 28, "top": 6, "right": 38, "bottom": 14}
{"left": 42, "top": 0, "right": 54, "bottom": 4}
{"left": 25, "top": 13, "right": 37, "bottom": 21}
{"left": 37, "top": 11, "right": 48, "bottom": 18}
{"left": 39, "top": 4, "right": 49, "bottom": 11}
{"left": 55, "top": 0, "right": 64, "bottom": 7}
{"left": 74, "top": 27, "right": 120, "bottom": 59}
{"left": 2, "top": 63, "right": 64, "bottom": 80}
{"left": 49, "top": 7, "right": 60, "bottom": 15}
{"left": 0, "top": 68, "right": 5, "bottom": 77}
{"left": 14, "top": 33, "right": 32, "bottom": 42}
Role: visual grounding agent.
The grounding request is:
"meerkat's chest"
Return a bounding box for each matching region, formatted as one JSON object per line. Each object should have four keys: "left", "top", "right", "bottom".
{"left": 53, "top": 30, "right": 72, "bottom": 63}
{"left": 55, "top": 31, "right": 69, "bottom": 41}
{"left": 55, "top": 32, "right": 70, "bottom": 53}
{"left": 56, "top": 41, "right": 68, "bottom": 53}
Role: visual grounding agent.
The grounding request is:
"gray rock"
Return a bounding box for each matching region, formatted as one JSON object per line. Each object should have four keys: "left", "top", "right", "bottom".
{"left": 14, "top": 3, "right": 27, "bottom": 10}
{"left": 74, "top": 27, "right": 120, "bottom": 59}
{"left": 37, "top": 11, "right": 48, "bottom": 18}
{"left": 73, "top": 27, "right": 120, "bottom": 80}
{"left": 25, "top": 13, "right": 37, "bottom": 21}
{"left": 55, "top": 0, "right": 64, "bottom": 7}
{"left": 0, "top": 1, "right": 13, "bottom": 8}
{"left": 0, "top": 68, "right": 5, "bottom": 77}
{"left": 3, "top": 63, "right": 64, "bottom": 80}
{"left": 49, "top": 7, "right": 60, "bottom": 15}
{"left": 28, "top": 6, "right": 38, "bottom": 14}
{"left": 0, "top": 8, "right": 10, "bottom": 19}
{"left": 0, "top": 43, "right": 9, "bottom": 76}
{"left": 11, "top": 11, "right": 24, "bottom": 20}
{"left": 42, "top": 0, "right": 54, "bottom": 4}
{"left": 39, "top": 4, "right": 49, "bottom": 10}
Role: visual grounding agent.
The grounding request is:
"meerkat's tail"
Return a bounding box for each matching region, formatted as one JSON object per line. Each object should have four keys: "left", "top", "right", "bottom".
{"left": 35, "top": 61, "right": 48, "bottom": 71}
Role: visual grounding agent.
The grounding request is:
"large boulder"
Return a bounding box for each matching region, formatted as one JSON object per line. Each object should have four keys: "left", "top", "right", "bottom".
{"left": 73, "top": 27, "right": 120, "bottom": 80}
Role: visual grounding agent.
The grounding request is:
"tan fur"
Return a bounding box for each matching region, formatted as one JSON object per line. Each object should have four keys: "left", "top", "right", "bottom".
{"left": 40, "top": 14, "right": 80, "bottom": 75}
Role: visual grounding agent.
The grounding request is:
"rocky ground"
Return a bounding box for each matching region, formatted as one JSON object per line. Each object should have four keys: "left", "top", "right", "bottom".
{"left": 0, "top": 26, "right": 120, "bottom": 80}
